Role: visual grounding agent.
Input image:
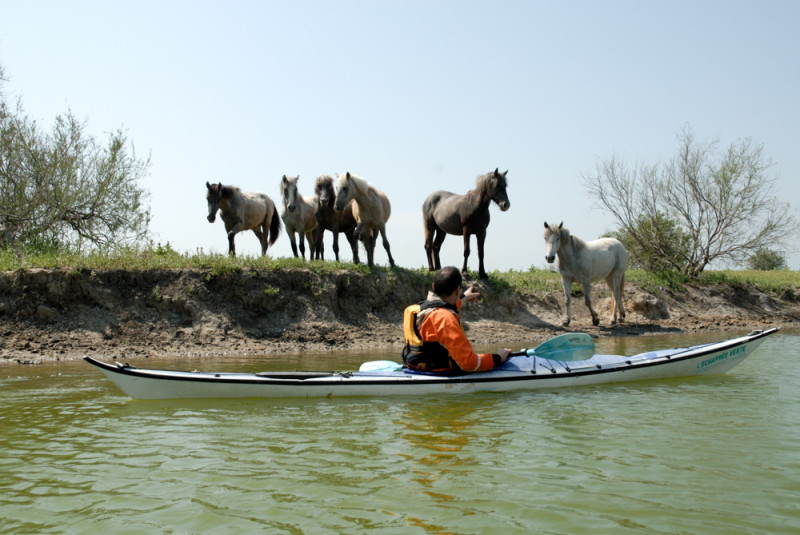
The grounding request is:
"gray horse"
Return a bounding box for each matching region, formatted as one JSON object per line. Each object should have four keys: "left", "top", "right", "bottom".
{"left": 206, "top": 182, "right": 281, "bottom": 256}
{"left": 544, "top": 221, "right": 628, "bottom": 326}
{"left": 279, "top": 175, "right": 318, "bottom": 260}
{"left": 422, "top": 168, "right": 510, "bottom": 279}
{"left": 314, "top": 175, "right": 360, "bottom": 263}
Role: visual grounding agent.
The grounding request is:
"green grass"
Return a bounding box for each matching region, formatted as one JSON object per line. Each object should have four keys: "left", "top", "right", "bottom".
{"left": 2, "top": 243, "right": 798, "bottom": 296}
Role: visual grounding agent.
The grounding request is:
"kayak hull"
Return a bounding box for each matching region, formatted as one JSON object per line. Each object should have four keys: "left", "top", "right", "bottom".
{"left": 84, "top": 328, "right": 777, "bottom": 399}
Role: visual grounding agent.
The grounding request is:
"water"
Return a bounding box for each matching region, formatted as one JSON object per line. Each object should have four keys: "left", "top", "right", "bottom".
{"left": 2, "top": 330, "right": 799, "bottom": 534}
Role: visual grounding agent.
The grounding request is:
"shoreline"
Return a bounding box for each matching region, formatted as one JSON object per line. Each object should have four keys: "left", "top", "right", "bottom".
{"left": 1, "top": 268, "right": 798, "bottom": 365}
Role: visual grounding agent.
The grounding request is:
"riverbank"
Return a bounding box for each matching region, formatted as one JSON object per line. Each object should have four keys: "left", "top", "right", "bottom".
{"left": 1, "top": 267, "right": 798, "bottom": 364}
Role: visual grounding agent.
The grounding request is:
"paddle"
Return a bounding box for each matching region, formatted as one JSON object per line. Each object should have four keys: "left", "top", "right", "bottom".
{"left": 358, "top": 333, "right": 595, "bottom": 373}
{"left": 509, "top": 332, "right": 595, "bottom": 361}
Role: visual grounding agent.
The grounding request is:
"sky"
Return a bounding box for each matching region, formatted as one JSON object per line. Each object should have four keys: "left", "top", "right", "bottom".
{"left": 1, "top": 0, "right": 798, "bottom": 270}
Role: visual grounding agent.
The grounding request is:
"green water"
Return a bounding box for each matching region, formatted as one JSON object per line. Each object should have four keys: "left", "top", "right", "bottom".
{"left": 1, "top": 330, "right": 799, "bottom": 534}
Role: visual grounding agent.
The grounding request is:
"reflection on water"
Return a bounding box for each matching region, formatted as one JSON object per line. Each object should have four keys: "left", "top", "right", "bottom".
{"left": 1, "top": 329, "right": 798, "bottom": 534}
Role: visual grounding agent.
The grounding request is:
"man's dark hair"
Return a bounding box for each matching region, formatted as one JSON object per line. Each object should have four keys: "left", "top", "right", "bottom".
{"left": 432, "top": 266, "right": 462, "bottom": 297}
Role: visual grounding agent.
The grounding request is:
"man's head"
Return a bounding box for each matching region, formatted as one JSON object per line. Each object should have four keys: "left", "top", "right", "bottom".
{"left": 432, "top": 266, "right": 462, "bottom": 298}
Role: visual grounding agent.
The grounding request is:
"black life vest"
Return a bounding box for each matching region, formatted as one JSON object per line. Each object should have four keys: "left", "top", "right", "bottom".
{"left": 401, "top": 299, "right": 463, "bottom": 372}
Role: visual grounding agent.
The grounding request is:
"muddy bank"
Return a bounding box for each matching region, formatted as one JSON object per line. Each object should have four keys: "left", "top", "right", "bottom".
{"left": 1, "top": 267, "right": 798, "bottom": 364}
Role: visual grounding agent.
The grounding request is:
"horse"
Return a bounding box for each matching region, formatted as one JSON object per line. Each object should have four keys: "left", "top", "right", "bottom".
{"left": 206, "top": 182, "right": 281, "bottom": 257}
{"left": 543, "top": 221, "right": 628, "bottom": 327}
{"left": 422, "top": 168, "right": 510, "bottom": 279}
{"left": 313, "top": 175, "right": 360, "bottom": 263}
{"left": 279, "top": 175, "right": 319, "bottom": 260}
{"left": 333, "top": 172, "right": 395, "bottom": 268}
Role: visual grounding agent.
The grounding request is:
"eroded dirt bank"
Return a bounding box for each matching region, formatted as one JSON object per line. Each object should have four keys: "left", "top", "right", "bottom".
{"left": 1, "top": 267, "right": 798, "bottom": 364}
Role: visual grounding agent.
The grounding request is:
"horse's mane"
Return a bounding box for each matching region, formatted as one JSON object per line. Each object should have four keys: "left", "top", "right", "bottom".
{"left": 545, "top": 223, "right": 587, "bottom": 253}
{"left": 339, "top": 172, "right": 372, "bottom": 195}
{"left": 315, "top": 175, "right": 336, "bottom": 202}
{"left": 280, "top": 175, "right": 300, "bottom": 196}
{"left": 221, "top": 185, "right": 238, "bottom": 200}
{"left": 315, "top": 174, "right": 334, "bottom": 188}
{"left": 475, "top": 169, "right": 508, "bottom": 196}
{"left": 560, "top": 226, "right": 587, "bottom": 253}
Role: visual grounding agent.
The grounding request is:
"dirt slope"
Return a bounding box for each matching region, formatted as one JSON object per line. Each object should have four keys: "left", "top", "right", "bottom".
{"left": 1, "top": 268, "right": 798, "bottom": 364}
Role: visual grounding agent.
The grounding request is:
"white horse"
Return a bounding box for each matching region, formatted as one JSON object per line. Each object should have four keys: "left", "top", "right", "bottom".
{"left": 334, "top": 172, "right": 395, "bottom": 267}
{"left": 279, "top": 175, "right": 318, "bottom": 260}
{"left": 544, "top": 221, "right": 628, "bottom": 326}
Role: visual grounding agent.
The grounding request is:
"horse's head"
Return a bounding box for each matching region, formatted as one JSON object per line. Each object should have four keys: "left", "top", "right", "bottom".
{"left": 544, "top": 221, "right": 564, "bottom": 263}
{"left": 315, "top": 175, "right": 335, "bottom": 208}
{"left": 485, "top": 168, "right": 510, "bottom": 211}
{"left": 206, "top": 181, "right": 223, "bottom": 223}
{"left": 334, "top": 172, "right": 355, "bottom": 212}
{"left": 281, "top": 175, "right": 300, "bottom": 212}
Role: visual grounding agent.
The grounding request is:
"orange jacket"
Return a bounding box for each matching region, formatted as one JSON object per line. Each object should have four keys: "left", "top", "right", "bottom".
{"left": 417, "top": 300, "right": 496, "bottom": 372}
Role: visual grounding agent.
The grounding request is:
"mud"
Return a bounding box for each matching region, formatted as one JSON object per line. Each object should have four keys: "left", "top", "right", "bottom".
{"left": 1, "top": 267, "right": 798, "bottom": 364}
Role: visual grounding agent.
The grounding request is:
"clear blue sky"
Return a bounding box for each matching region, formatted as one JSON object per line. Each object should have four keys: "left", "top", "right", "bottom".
{"left": 2, "top": 0, "right": 798, "bottom": 270}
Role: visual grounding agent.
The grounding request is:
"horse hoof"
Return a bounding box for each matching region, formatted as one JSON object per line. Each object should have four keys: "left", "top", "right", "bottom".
{"left": 561, "top": 319, "right": 570, "bottom": 327}
{"left": 592, "top": 318, "right": 600, "bottom": 326}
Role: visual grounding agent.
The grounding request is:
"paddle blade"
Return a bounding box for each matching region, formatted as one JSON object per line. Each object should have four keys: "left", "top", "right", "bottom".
{"left": 359, "top": 360, "right": 403, "bottom": 372}
{"left": 528, "top": 333, "right": 595, "bottom": 361}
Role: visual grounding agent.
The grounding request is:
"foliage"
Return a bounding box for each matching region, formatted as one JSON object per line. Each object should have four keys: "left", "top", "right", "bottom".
{"left": 0, "top": 63, "right": 151, "bottom": 255}
{"left": 609, "top": 213, "right": 691, "bottom": 272}
{"left": 746, "top": 247, "right": 787, "bottom": 271}
{"left": 584, "top": 126, "right": 797, "bottom": 277}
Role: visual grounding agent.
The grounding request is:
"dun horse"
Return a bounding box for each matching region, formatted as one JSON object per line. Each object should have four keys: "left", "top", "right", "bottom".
{"left": 422, "top": 168, "right": 510, "bottom": 279}
{"left": 313, "top": 175, "right": 360, "bottom": 263}
{"left": 279, "top": 175, "right": 318, "bottom": 260}
{"left": 206, "top": 182, "right": 281, "bottom": 257}
{"left": 543, "top": 221, "right": 627, "bottom": 326}
{"left": 334, "top": 172, "right": 395, "bottom": 268}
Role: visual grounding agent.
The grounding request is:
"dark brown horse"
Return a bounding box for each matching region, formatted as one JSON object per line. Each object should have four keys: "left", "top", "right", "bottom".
{"left": 206, "top": 182, "right": 281, "bottom": 256}
{"left": 422, "top": 168, "right": 510, "bottom": 279}
{"left": 313, "top": 175, "right": 360, "bottom": 263}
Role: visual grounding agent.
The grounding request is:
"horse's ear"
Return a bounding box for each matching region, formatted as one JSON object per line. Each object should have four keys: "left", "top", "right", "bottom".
{"left": 558, "top": 221, "right": 563, "bottom": 229}
{"left": 502, "top": 169, "right": 509, "bottom": 177}
{"left": 346, "top": 171, "right": 351, "bottom": 179}
{"left": 494, "top": 167, "right": 500, "bottom": 176}
{"left": 206, "top": 181, "right": 211, "bottom": 189}
{"left": 544, "top": 221, "right": 549, "bottom": 229}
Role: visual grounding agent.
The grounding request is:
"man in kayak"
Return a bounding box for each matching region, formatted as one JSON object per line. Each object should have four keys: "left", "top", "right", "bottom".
{"left": 402, "top": 266, "right": 512, "bottom": 373}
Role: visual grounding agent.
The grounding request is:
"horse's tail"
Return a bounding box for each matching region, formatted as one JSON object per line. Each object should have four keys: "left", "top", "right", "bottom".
{"left": 268, "top": 209, "right": 282, "bottom": 246}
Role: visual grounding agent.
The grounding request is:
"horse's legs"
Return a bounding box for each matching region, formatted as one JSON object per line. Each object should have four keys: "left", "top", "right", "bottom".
{"left": 253, "top": 228, "right": 267, "bottom": 256}
{"left": 378, "top": 224, "right": 395, "bottom": 267}
{"left": 315, "top": 228, "right": 325, "bottom": 261}
{"left": 430, "top": 229, "right": 446, "bottom": 271}
{"left": 460, "top": 230, "right": 472, "bottom": 277}
{"left": 423, "top": 220, "right": 436, "bottom": 271}
{"left": 344, "top": 232, "right": 360, "bottom": 264}
{"left": 354, "top": 223, "right": 376, "bottom": 267}
{"left": 365, "top": 232, "right": 376, "bottom": 267}
{"left": 304, "top": 230, "right": 317, "bottom": 261}
{"left": 288, "top": 232, "right": 300, "bottom": 258}
{"left": 476, "top": 230, "right": 487, "bottom": 279}
{"left": 227, "top": 233, "right": 237, "bottom": 257}
{"left": 607, "top": 272, "right": 626, "bottom": 325}
{"left": 226, "top": 223, "right": 243, "bottom": 257}
{"left": 582, "top": 278, "right": 600, "bottom": 326}
{"left": 561, "top": 275, "right": 572, "bottom": 327}
{"left": 331, "top": 231, "right": 339, "bottom": 262}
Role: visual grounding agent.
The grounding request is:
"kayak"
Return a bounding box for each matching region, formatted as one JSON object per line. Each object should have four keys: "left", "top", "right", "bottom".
{"left": 84, "top": 328, "right": 778, "bottom": 399}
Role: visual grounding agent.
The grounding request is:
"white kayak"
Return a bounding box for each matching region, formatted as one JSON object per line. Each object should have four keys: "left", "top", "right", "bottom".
{"left": 84, "top": 328, "right": 778, "bottom": 399}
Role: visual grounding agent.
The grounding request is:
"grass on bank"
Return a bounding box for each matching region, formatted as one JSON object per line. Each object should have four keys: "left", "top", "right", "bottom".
{"left": 1, "top": 243, "right": 798, "bottom": 297}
